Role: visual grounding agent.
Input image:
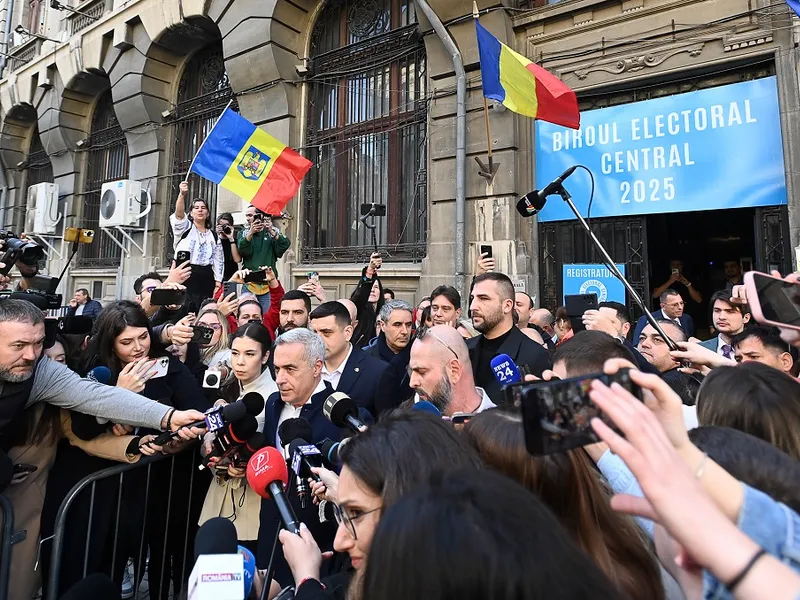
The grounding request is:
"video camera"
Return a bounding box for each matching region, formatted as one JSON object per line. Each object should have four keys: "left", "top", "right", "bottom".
{"left": 0, "top": 230, "right": 44, "bottom": 277}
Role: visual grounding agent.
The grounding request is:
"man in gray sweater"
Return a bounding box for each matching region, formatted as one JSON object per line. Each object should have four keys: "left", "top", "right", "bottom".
{"left": 0, "top": 299, "right": 206, "bottom": 437}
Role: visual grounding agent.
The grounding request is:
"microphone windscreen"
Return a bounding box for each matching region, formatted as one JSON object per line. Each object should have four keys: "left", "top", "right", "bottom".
{"left": 490, "top": 353, "right": 522, "bottom": 386}
{"left": 60, "top": 573, "right": 121, "bottom": 600}
{"left": 246, "top": 447, "right": 289, "bottom": 499}
{"left": 516, "top": 192, "right": 545, "bottom": 217}
{"left": 239, "top": 545, "right": 257, "bottom": 598}
{"left": 240, "top": 391, "right": 265, "bottom": 416}
{"left": 221, "top": 401, "right": 247, "bottom": 423}
{"left": 87, "top": 365, "right": 112, "bottom": 385}
{"left": 228, "top": 415, "right": 258, "bottom": 444}
{"left": 412, "top": 400, "right": 441, "bottom": 416}
{"left": 278, "top": 417, "right": 313, "bottom": 447}
{"left": 194, "top": 517, "right": 238, "bottom": 561}
{"left": 323, "top": 392, "right": 358, "bottom": 428}
{"left": 244, "top": 432, "right": 267, "bottom": 453}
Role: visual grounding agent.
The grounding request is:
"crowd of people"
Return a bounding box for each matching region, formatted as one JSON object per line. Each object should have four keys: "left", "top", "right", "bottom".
{"left": 0, "top": 185, "right": 798, "bottom": 600}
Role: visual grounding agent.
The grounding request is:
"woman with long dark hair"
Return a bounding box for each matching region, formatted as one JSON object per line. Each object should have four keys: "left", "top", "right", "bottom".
{"left": 200, "top": 322, "right": 276, "bottom": 554}
{"left": 350, "top": 252, "right": 385, "bottom": 349}
{"left": 171, "top": 180, "right": 224, "bottom": 312}
{"left": 462, "top": 408, "right": 665, "bottom": 600}
{"left": 361, "top": 468, "right": 621, "bottom": 600}
{"left": 271, "top": 411, "right": 483, "bottom": 599}
{"left": 41, "top": 301, "right": 212, "bottom": 599}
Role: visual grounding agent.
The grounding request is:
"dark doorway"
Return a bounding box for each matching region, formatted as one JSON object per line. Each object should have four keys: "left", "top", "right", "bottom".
{"left": 645, "top": 208, "right": 757, "bottom": 335}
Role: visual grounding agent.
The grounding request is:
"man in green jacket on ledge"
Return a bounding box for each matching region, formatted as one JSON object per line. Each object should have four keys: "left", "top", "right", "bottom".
{"left": 237, "top": 205, "right": 291, "bottom": 312}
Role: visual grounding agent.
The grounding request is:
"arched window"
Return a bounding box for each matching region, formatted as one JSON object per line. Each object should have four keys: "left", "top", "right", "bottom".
{"left": 304, "top": 0, "right": 428, "bottom": 263}
{"left": 166, "top": 42, "right": 236, "bottom": 262}
{"left": 79, "top": 90, "right": 129, "bottom": 267}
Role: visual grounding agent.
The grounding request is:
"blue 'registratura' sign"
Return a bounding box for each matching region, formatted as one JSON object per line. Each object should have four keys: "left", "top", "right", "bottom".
{"left": 535, "top": 76, "right": 787, "bottom": 222}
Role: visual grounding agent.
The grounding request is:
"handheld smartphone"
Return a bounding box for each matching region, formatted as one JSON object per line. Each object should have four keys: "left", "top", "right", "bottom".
{"left": 150, "top": 287, "right": 187, "bottom": 306}
{"left": 307, "top": 271, "right": 319, "bottom": 284}
{"left": 191, "top": 325, "right": 214, "bottom": 346}
{"left": 13, "top": 463, "right": 38, "bottom": 476}
{"left": 244, "top": 270, "right": 267, "bottom": 283}
{"left": 149, "top": 356, "right": 170, "bottom": 379}
{"left": 479, "top": 245, "right": 493, "bottom": 259}
{"left": 744, "top": 271, "right": 800, "bottom": 331}
{"left": 223, "top": 281, "right": 238, "bottom": 299}
{"left": 564, "top": 293, "right": 598, "bottom": 334}
{"left": 671, "top": 268, "right": 680, "bottom": 275}
{"left": 508, "top": 368, "right": 642, "bottom": 456}
{"left": 175, "top": 250, "right": 191, "bottom": 265}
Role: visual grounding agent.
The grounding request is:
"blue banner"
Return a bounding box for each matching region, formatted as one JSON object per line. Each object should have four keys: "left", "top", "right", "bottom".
{"left": 563, "top": 264, "right": 626, "bottom": 304}
{"left": 536, "top": 77, "right": 787, "bottom": 222}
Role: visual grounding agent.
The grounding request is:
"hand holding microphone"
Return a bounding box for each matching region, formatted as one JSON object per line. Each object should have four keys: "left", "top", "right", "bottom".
{"left": 246, "top": 446, "right": 301, "bottom": 534}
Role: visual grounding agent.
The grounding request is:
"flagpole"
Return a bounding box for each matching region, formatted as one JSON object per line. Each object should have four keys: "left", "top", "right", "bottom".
{"left": 473, "top": 1, "right": 495, "bottom": 178}
{"left": 183, "top": 98, "right": 235, "bottom": 183}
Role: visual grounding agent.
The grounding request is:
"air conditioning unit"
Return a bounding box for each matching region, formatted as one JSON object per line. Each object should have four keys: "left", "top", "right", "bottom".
{"left": 99, "top": 180, "right": 147, "bottom": 227}
{"left": 26, "top": 182, "right": 60, "bottom": 234}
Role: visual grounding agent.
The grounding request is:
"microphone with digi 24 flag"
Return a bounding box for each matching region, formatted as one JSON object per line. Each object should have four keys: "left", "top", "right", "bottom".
{"left": 246, "top": 446, "right": 301, "bottom": 535}
{"left": 323, "top": 392, "right": 368, "bottom": 434}
{"left": 278, "top": 418, "right": 315, "bottom": 509}
{"left": 201, "top": 415, "right": 259, "bottom": 470}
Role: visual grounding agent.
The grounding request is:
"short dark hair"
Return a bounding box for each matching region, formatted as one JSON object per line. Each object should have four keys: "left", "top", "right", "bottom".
{"left": 383, "top": 288, "right": 395, "bottom": 299}
{"left": 709, "top": 289, "right": 749, "bottom": 315}
{"left": 598, "top": 301, "right": 630, "bottom": 324}
{"left": 472, "top": 272, "right": 514, "bottom": 302}
{"left": 282, "top": 289, "right": 311, "bottom": 313}
{"left": 430, "top": 285, "right": 461, "bottom": 310}
{"left": 76, "top": 288, "right": 90, "bottom": 299}
{"left": 731, "top": 324, "right": 791, "bottom": 355}
{"left": 650, "top": 318, "right": 687, "bottom": 343}
{"left": 552, "top": 331, "right": 635, "bottom": 377}
{"left": 690, "top": 426, "right": 800, "bottom": 513}
{"left": 0, "top": 298, "right": 45, "bottom": 326}
{"left": 230, "top": 321, "right": 273, "bottom": 354}
{"left": 237, "top": 298, "right": 262, "bottom": 318}
{"left": 659, "top": 288, "right": 681, "bottom": 304}
{"left": 133, "top": 272, "right": 163, "bottom": 295}
{"left": 217, "top": 212, "right": 233, "bottom": 224}
{"left": 310, "top": 301, "right": 351, "bottom": 329}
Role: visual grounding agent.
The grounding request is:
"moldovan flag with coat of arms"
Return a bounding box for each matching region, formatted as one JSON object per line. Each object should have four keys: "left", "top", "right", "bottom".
{"left": 189, "top": 108, "right": 312, "bottom": 215}
{"left": 475, "top": 21, "right": 580, "bottom": 130}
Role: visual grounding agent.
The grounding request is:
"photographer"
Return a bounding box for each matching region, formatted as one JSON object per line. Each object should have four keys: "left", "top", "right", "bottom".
{"left": 237, "top": 205, "right": 290, "bottom": 313}
{"left": 216, "top": 212, "right": 241, "bottom": 281}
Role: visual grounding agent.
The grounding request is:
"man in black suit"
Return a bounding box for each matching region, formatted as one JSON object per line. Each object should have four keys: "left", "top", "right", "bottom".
{"left": 467, "top": 273, "right": 551, "bottom": 405}
{"left": 309, "top": 301, "right": 387, "bottom": 416}
{"left": 257, "top": 327, "right": 370, "bottom": 586}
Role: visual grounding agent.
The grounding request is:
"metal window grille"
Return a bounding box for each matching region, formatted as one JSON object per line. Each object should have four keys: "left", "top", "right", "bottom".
{"left": 77, "top": 90, "right": 129, "bottom": 268}
{"left": 303, "top": 0, "right": 428, "bottom": 264}
{"left": 164, "top": 43, "right": 237, "bottom": 264}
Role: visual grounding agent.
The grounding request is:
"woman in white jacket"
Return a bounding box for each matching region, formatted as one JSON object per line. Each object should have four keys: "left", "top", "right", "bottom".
{"left": 199, "top": 322, "right": 277, "bottom": 553}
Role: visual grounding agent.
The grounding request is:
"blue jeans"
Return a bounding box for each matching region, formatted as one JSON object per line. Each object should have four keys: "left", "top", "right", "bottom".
{"left": 256, "top": 292, "right": 271, "bottom": 315}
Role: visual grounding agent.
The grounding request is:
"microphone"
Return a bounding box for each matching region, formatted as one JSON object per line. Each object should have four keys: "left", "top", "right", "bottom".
{"left": 60, "top": 573, "right": 121, "bottom": 600}
{"left": 315, "top": 438, "right": 344, "bottom": 468}
{"left": 238, "top": 545, "right": 257, "bottom": 599}
{"left": 240, "top": 391, "right": 265, "bottom": 416}
{"left": 146, "top": 401, "right": 248, "bottom": 449}
{"left": 517, "top": 166, "right": 578, "bottom": 217}
{"left": 189, "top": 517, "right": 244, "bottom": 599}
{"left": 278, "top": 418, "right": 315, "bottom": 509}
{"left": 288, "top": 438, "right": 324, "bottom": 482}
{"left": 490, "top": 353, "right": 522, "bottom": 387}
{"left": 232, "top": 431, "right": 267, "bottom": 469}
{"left": 412, "top": 400, "right": 442, "bottom": 416}
{"left": 201, "top": 415, "right": 259, "bottom": 468}
{"left": 323, "top": 392, "right": 367, "bottom": 434}
{"left": 246, "top": 446, "right": 301, "bottom": 535}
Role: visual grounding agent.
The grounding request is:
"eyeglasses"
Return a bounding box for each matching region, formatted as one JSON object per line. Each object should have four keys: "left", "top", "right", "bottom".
{"left": 144, "top": 286, "right": 158, "bottom": 293}
{"left": 333, "top": 503, "right": 382, "bottom": 540}
{"left": 200, "top": 322, "right": 222, "bottom": 331}
{"left": 416, "top": 327, "right": 458, "bottom": 360}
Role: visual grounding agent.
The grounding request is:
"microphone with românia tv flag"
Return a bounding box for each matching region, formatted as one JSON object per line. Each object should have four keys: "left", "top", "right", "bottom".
{"left": 187, "top": 105, "right": 313, "bottom": 215}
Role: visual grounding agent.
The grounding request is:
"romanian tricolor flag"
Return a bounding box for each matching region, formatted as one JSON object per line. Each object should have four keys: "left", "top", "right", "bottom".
{"left": 475, "top": 21, "right": 580, "bottom": 130}
{"left": 190, "top": 108, "right": 313, "bottom": 215}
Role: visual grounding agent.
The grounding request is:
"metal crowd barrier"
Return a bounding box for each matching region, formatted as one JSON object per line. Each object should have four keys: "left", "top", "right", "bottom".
{"left": 0, "top": 494, "right": 20, "bottom": 600}
{"left": 45, "top": 447, "right": 208, "bottom": 600}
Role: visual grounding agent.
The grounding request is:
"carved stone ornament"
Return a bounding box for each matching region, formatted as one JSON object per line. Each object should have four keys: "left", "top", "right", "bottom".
{"left": 572, "top": 42, "right": 705, "bottom": 81}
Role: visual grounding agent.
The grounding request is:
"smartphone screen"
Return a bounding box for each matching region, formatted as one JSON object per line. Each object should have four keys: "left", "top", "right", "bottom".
{"left": 244, "top": 270, "right": 267, "bottom": 283}
{"left": 564, "top": 293, "right": 598, "bottom": 334}
{"left": 480, "top": 245, "right": 493, "bottom": 259}
{"left": 150, "top": 288, "right": 186, "bottom": 306}
{"left": 750, "top": 273, "right": 800, "bottom": 327}
{"left": 508, "top": 369, "right": 642, "bottom": 456}
{"left": 176, "top": 250, "right": 191, "bottom": 264}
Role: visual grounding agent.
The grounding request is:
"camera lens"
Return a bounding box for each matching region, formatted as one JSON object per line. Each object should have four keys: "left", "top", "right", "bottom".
{"left": 206, "top": 374, "right": 219, "bottom": 386}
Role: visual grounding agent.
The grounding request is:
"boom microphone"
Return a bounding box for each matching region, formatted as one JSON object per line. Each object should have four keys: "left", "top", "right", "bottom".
{"left": 490, "top": 353, "right": 522, "bottom": 387}
{"left": 323, "top": 392, "right": 367, "bottom": 434}
{"left": 246, "top": 447, "right": 301, "bottom": 534}
{"left": 517, "top": 166, "right": 578, "bottom": 217}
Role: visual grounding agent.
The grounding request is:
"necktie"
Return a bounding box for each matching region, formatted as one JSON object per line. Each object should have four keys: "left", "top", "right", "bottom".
{"left": 721, "top": 344, "right": 733, "bottom": 359}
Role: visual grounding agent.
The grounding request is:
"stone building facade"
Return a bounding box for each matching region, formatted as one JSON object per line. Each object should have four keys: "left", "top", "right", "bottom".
{"left": 0, "top": 0, "right": 795, "bottom": 310}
